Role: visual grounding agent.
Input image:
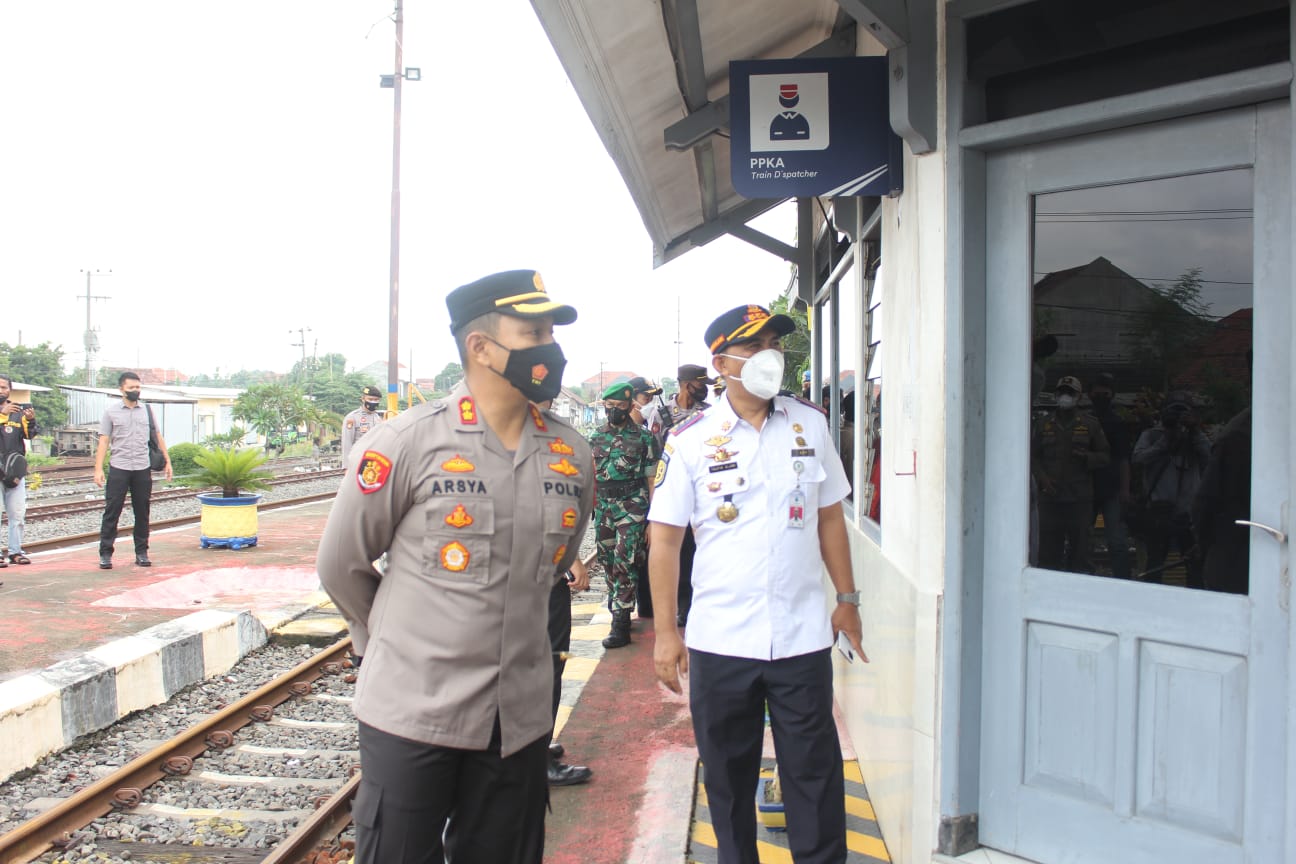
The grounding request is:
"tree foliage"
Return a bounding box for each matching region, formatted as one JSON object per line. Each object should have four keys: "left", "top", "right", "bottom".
{"left": 179, "top": 446, "right": 275, "bottom": 497}
{"left": 769, "top": 296, "right": 811, "bottom": 392}
{"left": 233, "top": 384, "right": 314, "bottom": 449}
{"left": 0, "top": 342, "right": 69, "bottom": 427}
{"left": 1136, "top": 267, "right": 1213, "bottom": 391}
{"left": 434, "top": 362, "right": 464, "bottom": 393}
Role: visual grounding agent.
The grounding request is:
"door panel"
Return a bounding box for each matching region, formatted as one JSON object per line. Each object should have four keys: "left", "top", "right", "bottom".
{"left": 980, "top": 104, "right": 1290, "bottom": 864}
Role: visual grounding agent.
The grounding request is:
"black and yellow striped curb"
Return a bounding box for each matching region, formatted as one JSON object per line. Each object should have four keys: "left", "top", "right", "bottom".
{"left": 688, "top": 757, "right": 891, "bottom": 864}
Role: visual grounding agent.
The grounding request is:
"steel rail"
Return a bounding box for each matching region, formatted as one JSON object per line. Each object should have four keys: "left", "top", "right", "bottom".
{"left": 0, "top": 639, "right": 354, "bottom": 863}
{"left": 260, "top": 771, "right": 362, "bottom": 864}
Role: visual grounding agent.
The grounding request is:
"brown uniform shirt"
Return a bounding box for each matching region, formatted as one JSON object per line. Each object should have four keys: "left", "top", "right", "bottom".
{"left": 318, "top": 381, "right": 594, "bottom": 756}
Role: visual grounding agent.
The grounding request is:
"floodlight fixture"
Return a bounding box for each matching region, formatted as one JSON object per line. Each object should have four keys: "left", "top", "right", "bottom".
{"left": 404, "top": 67, "right": 421, "bottom": 81}
{"left": 379, "top": 74, "right": 395, "bottom": 88}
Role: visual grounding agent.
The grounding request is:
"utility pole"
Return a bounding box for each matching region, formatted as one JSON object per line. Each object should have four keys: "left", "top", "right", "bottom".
{"left": 289, "top": 327, "right": 311, "bottom": 392}
{"left": 380, "top": 0, "right": 419, "bottom": 416}
{"left": 79, "top": 269, "right": 111, "bottom": 386}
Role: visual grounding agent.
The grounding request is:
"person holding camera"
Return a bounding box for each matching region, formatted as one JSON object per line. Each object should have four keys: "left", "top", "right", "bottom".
{"left": 95, "top": 371, "right": 172, "bottom": 570}
{"left": 1132, "top": 391, "right": 1211, "bottom": 587}
{"left": 0, "top": 375, "right": 39, "bottom": 568}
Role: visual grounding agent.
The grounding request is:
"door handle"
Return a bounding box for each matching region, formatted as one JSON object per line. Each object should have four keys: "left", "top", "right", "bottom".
{"left": 1236, "top": 520, "right": 1287, "bottom": 543}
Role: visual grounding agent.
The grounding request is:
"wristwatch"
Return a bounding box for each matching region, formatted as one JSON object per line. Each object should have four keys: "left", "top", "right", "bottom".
{"left": 836, "top": 591, "right": 860, "bottom": 605}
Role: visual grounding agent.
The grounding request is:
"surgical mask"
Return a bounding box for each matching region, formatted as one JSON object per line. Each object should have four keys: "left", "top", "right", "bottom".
{"left": 487, "top": 338, "right": 567, "bottom": 403}
{"left": 363, "top": 400, "right": 381, "bottom": 412}
{"left": 124, "top": 391, "right": 140, "bottom": 402}
{"left": 720, "top": 348, "right": 785, "bottom": 401}
{"left": 1056, "top": 394, "right": 1077, "bottom": 410}
{"left": 607, "top": 407, "right": 629, "bottom": 425}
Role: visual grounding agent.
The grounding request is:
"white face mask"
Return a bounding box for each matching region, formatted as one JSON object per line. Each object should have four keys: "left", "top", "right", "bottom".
{"left": 1057, "top": 394, "right": 1077, "bottom": 410}
{"left": 720, "top": 348, "right": 785, "bottom": 401}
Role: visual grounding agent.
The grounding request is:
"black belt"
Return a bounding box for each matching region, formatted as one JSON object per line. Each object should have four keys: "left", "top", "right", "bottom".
{"left": 597, "top": 479, "right": 646, "bottom": 496}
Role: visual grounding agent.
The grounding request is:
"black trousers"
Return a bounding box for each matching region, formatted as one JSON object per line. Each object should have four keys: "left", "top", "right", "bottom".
{"left": 355, "top": 720, "right": 548, "bottom": 864}
{"left": 637, "top": 525, "right": 696, "bottom": 618}
{"left": 548, "top": 577, "right": 570, "bottom": 724}
{"left": 99, "top": 467, "right": 152, "bottom": 556}
{"left": 690, "top": 648, "right": 845, "bottom": 864}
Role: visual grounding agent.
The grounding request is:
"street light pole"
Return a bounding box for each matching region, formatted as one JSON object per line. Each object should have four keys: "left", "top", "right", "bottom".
{"left": 386, "top": 0, "right": 404, "bottom": 417}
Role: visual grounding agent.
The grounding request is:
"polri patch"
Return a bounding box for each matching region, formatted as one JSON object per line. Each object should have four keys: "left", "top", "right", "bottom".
{"left": 561, "top": 508, "right": 578, "bottom": 528}
{"left": 653, "top": 455, "right": 669, "bottom": 488}
{"left": 548, "top": 458, "right": 580, "bottom": 477}
{"left": 441, "top": 455, "right": 475, "bottom": 473}
{"left": 357, "top": 451, "right": 393, "bottom": 494}
{"left": 440, "top": 541, "right": 469, "bottom": 572}
{"left": 445, "top": 504, "right": 474, "bottom": 529}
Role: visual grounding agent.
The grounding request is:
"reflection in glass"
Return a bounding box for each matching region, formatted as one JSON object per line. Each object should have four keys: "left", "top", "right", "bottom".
{"left": 1029, "top": 169, "right": 1253, "bottom": 592}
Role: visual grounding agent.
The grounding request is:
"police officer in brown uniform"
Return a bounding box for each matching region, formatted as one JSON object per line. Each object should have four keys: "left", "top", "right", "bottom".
{"left": 1032, "top": 375, "right": 1110, "bottom": 573}
{"left": 318, "top": 270, "right": 594, "bottom": 864}
{"left": 341, "top": 384, "right": 386, "bottom": 465}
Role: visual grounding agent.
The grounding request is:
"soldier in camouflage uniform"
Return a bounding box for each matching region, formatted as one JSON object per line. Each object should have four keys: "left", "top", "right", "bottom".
{"left": 1032, "top": 375, "right": 1110, "bottom": 573}
{"left": 589, "top": 380, "right": 661, "bottom": 648}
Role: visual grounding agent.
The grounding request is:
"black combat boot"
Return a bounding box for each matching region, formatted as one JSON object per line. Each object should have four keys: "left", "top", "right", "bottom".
{"left": 602, "top": 609, "right": 632, "bottom": 649}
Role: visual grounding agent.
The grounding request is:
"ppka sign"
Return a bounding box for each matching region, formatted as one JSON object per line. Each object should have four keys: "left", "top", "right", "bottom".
{"left": 729, "top": 56, "right": 902, "bottom": 199}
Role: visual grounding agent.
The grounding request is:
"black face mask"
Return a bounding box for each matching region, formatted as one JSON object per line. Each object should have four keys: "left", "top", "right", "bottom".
{"left": 363, "top": 401, "right": 381, "bottom": 412}
{"left": 607, "top": 407, "right": 629, "bottom": 425}
{"left": 124, "top": 391, "right": 140, "bottom": 402}
{"left": 687, "top": 384, "right": 708, "bottom": 402}
{"left": 487, "top": 338, "right": 567, "bottom": 403}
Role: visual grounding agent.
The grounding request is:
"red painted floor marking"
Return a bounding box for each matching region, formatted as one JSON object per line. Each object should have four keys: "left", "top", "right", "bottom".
{"left": 91, "top": 566, "right": 320, "bottom": 611}
{"left": 544, "top": 625, "right": 696, "bottom": 864}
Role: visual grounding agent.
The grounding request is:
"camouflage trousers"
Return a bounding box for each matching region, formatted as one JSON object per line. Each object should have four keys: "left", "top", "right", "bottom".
{"left": 595, "top": 493, "right": 649, "bottom": 613}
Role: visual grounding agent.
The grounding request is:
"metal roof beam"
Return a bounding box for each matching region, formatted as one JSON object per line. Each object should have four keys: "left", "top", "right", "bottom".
{"left": 655, "top": 197, "right": 786, "bottom": 266}
{"left": 838, "top": 0, "right": 936, "bottom": 153}
{"left": 727, "top": 222, "right": 799, "bottom": 262}
{"left": 663, "top": 27, "right": 857, "bottom": 152}
{"left": 661, "top": 0, "right": 720, "bottom": 220}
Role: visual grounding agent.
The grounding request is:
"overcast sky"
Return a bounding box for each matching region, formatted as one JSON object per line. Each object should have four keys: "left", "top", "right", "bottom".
{"left": 0, "top": 1, "right": 795, "bottom": 387}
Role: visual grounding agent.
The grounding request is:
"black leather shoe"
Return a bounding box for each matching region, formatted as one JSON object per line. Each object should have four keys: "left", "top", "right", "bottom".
{"left": 99, "top": 555, "right": 112, "bottom": 570}
{"left": 547, "top": 760, "right": 592, "bottom": 786}
{"left": 549, "top": 743, "right": 565, "bottom": 760}
{"left": 135, "top": 554, "right": 152, "bottom": 567}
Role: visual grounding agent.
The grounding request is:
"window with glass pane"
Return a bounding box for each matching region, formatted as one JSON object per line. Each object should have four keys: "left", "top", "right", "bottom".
{"left": 1030, "top": 169, "right": 1253, "bottom": 592}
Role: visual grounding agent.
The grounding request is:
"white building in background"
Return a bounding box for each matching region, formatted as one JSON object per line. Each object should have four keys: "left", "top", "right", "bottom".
{"left": 58, "top": 385, "right": 198, "bottom": 446}
{"left": 147, "top": 385, "right": 249, "bottom": 444}
{"left": 533, "top": 2, "right": 1296, "bottom": 863}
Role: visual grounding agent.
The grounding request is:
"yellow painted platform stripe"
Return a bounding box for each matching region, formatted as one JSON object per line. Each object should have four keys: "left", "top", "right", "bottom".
{"left": 847, "top": 829, "right": 890, "bottom": 861}
{"left": 570, "top": 623, "right": 608, "bottom": 641}
{"left": 755, "top": 841, "right": 794, "bottom": 863}
{"left": 553, "top": 705, "right": 572, "bottom": 738}
{"left": 692, "top": 818, "right": 717, "bottom": 847}
{"left": 844, "top": 795, "right": 876, "bottom": 821}
{"left": 562, "top": 656, "right": 597, "bottom": 682}
{"left": 844, "top": 761, "right": 863, "bottom": 783}
{"left": 570, "top": 602, "right": 605, "bottom": 616}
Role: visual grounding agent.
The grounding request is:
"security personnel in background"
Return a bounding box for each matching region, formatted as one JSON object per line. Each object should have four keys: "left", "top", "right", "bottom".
{"left": 1032, "top": 374, "right": 1110, "bottom": 574}
{"left": 318, "top": 269, "right": 594, "bottom": 864}
{"left": 627, "top": 376, "right": 662, "bottom": 430}
{"left": 644, "top": 363, "right": 714, "bottom": 626}
{"left": 648, "top": 304, "right": 865, "bottom": 864}
{"left": 341, "top": 385, "right": 386, "bottom": 465}
{"left": 590, "top": 380, "right": 660, "bottom": 648}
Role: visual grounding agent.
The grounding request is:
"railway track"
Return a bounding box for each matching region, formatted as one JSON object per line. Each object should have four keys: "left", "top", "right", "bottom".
{"left": 0, "top": 640, "right": 362, "bottom": 864}
{"left": 24, "top": 470, "right": 346, "bottom": 521}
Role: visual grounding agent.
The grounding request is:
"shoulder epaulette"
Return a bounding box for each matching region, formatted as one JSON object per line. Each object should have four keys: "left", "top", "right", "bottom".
{"left": 669, "top": 408, "right": 708, "bottom": 436}
{"left": 427, "top": 398, "right": 448, "bottom": 415}
{"left": 787, "top": 393, "right": 828, "bottom": 416}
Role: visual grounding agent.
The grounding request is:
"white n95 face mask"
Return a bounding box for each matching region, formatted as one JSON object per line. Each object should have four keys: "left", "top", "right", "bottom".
{"left": 721, "top": 348, "right": 785, "bottom": 401}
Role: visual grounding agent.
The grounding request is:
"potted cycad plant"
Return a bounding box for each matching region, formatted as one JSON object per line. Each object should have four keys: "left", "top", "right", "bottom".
{"left": 180, "top": 446, "right": 275, "bottom": 549}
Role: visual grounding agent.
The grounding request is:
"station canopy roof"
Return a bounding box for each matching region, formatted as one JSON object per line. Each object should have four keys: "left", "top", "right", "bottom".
{"left": 530, "top": 0, "right": 849, "bottom": 266}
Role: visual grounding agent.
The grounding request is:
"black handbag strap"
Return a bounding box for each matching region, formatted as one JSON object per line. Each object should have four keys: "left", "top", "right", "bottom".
{"left": 145, "top": 404, "right": 159, "bottom": 446}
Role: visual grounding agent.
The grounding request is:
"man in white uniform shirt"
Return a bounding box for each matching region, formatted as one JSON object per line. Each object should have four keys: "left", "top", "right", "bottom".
{"left": 648, "top": 304, "right": 866, "bottom": 864}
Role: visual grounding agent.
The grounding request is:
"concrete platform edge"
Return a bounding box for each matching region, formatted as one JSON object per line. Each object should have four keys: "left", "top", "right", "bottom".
{"left": 0, "top": 608, "right": 269, "bottom": 783}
